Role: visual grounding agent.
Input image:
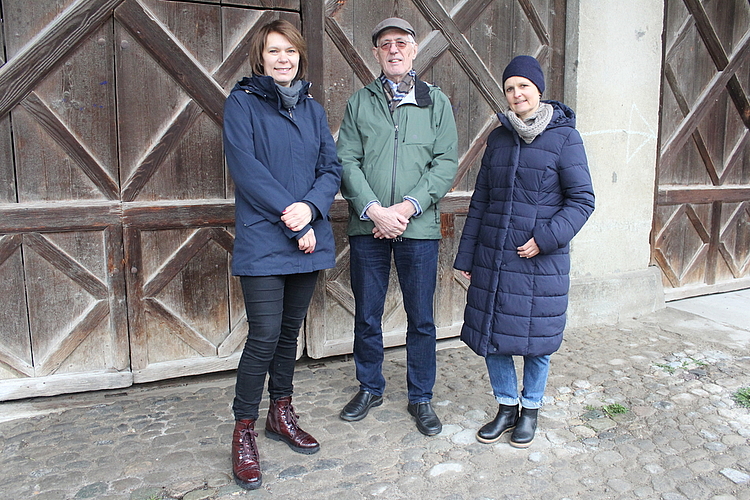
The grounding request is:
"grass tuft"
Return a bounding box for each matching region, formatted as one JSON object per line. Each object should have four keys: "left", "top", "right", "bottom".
{"left": 732, "top": 387, "right": 750, "bottom": 408}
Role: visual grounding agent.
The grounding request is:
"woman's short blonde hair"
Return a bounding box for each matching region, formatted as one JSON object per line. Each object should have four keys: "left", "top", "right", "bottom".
{"left": 248, "top": 19, "right": 308, "bottom": 81}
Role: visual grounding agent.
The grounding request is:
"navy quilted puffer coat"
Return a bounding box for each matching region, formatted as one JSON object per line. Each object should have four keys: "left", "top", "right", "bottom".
{"left": 453, "top": 101, "right": 595, "bottom": 357}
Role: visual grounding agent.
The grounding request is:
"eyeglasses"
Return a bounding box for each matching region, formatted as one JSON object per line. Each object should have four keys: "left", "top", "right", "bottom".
{"left": 378, "top": 40, "right": 412, "bottom": 51}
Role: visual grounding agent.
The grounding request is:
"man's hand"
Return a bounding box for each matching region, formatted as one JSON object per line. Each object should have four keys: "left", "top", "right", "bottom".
{"left": 367, "top": 204, "right": 409, "bottom": 239}
{"left": 281, "top": 202, "right": 313, "bottom": 232}
{"left": 298, "top": 228, "right": 316, "bottom": 254}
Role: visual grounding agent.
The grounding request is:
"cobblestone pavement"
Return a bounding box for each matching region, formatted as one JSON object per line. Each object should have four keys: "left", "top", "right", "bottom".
{"left": 1, "top": 305, "right": 749, "bottom": 500}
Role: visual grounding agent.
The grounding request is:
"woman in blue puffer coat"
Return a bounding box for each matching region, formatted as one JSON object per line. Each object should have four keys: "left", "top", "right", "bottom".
{"left": 222, "top": 20, "right": 341, "bottom": 489}
{"left": 453, "top": 56, "right": 594, "bottom": 448}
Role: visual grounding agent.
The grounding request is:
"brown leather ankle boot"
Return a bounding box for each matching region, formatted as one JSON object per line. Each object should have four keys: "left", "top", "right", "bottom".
{"left": 232, "top": 419, "right": 262, "bottom": 489}
{"left": 265, "top": 396, "right": 320, "bottom": 454}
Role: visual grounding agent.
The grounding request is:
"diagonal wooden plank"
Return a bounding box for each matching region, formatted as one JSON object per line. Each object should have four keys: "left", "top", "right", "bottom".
{"left": 0, "top": 234, "right": 23, "bottom": 266}
{"left": 209, "top": 227, "right": 235, "bottom": 254}
{"left": 518, "top": 0, "right": 551, "bottom": 47}
{"left": 325, "top": 17, "right": 376, "bottom": 86}
{"left": 415, "top": 0, "right": 494, "bottom": 75}
{"left": 719, "top": 129, "right": 749, "bottom": 185}
{"left": 121, "top": 100, "right": 204, "bottom": 202}
{"left": 452, "top": 114, "right": 498, "bottom": 189}
{"left": 214, "top": 11, "right": 279, "bottom": 87}
{"left": 0, "top": 0, "right": 125, "bottom": 118}
{"left": 217, "top": 316, "right": 248, "bottom": 358}
{"left": 663, "top": 64, "right": 720, "bottom": 185}
{"left": 0, "top": 346, "right": 34, "bottom": 378}
{"left": 36, "top": 300, "right": 110, "bottom": 377}
{"left": 121, "top": 11, "right": 275, "bottom": 201}
{"left": 144, "top": 297, "right": 216, "bottom": 357}
{"left": 21, "top": 92, "right": 120, "bottom": 200}
{"left": 659, "top": 30, "right": 750, "bottom": 168}
{"left": 114, "top": 0, "right": 226, "bottom": 127}
{"left": 24, "top": 233, "right": 108, "bottom": 299}
{"left": 142, "top": 227, "right": 213, "bottom": 297}
{"left": 682, "top": 0, "right": 750, "bottom": 127}
{"left": 411, "top": 0, "right": 506, "bottom": 112}
{"left": 325, "top": 280, "right": 355, "bottom": 315}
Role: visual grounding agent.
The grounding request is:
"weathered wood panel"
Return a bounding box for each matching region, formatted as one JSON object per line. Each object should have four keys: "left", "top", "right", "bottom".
{"left": 654, "top": 0, "right": 750, "bottom": 299}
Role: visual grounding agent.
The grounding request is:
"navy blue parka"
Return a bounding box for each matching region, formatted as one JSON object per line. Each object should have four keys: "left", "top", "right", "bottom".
{"left": 453, "top": 101, "right": 595, "bottom": 357}
{"left": 223, "top": 75, "right": 342, "bottom": 276}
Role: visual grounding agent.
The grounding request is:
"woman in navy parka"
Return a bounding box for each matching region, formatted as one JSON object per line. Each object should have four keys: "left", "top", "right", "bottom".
{"left": 453, "top": 56, "right": 594, "bottom": 448}
{"left": 222, "top": 20, "right": 341, "bottom": 490}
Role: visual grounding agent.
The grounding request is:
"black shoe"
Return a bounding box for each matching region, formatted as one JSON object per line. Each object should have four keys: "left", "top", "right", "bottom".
{"left": 407, "top": 402, "right": 442, "bottom": 436}
{"left": 340, "top": 390, "right": 383, "bottom": 421}
{"left": 476, "top": 404, "right": 519, "bottom": 444}
{"left": 510, "top": 407, "right": 538, "bottom": 448}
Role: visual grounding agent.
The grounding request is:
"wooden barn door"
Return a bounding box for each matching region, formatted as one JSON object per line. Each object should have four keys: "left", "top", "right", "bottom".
{"left": 116, "top": 0, "right": 300, "bottom": 383}
{"left": 305, "top": 0, "right": 568, "bottom": 358}
{"left": 0, "top": 0, "right": 131, "bottom": 400}
{"left": 654, "top": 0, "right": 750, "bottom": 300}
{"left": 0, "top": 0, "right": 300, "bottom": 399}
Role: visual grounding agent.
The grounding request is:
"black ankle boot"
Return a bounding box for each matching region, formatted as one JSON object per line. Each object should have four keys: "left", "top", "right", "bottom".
{"left": 476, "top": 404, "right": 519, "bottom": 443}
{"left": 510, "top": 407, "right": 538, "bottom": 448}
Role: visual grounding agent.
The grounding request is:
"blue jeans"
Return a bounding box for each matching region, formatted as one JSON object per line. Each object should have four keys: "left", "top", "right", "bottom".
{"left": 349, "top": 236, "right": 439, "bottom": 404}
{"left": 485, "top": 354, "right": 551, "bottom": 409}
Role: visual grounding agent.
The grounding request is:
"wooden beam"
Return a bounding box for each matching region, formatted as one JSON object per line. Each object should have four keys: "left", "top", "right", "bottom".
{"left": 657, "top": 186, "right": 750, "bottom": 204}
{"left": 0, "top": 0, "right": 125, "bottom": 118}
{"left": 121, "top": 200, "right": 235, "bottom": 228}
{"left": 0, "top": 202, "right": 121, "bottom": 233}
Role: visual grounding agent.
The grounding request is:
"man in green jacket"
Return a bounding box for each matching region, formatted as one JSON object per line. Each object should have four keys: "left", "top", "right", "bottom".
{"left": 337, "top": 17, "right": 458, "bottom": 436}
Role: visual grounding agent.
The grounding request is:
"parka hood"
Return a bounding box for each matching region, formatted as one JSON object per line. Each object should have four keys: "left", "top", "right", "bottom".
{"left": 231, "top": 74, "right": 311, "bottom": 107}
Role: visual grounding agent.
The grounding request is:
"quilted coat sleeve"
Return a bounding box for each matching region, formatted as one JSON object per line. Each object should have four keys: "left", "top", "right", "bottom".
{"left": 532, "top": 128, "right": 595, "bottom": 254}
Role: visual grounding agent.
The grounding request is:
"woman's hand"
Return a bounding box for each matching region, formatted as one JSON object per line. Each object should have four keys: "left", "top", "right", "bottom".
{"left": 281, "top": 202, "right": 313, "bottom": 232}
{"left": 460, "top": 270, "right": 472, "bottom": 280}
{"left": 298, "top": 228, "right": 316, "bottom": 254}
{"left": 517, "top": 237, "right": 540, "bottom": 259}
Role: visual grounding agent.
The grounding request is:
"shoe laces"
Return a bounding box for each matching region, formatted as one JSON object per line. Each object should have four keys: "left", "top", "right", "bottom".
{"left": 281, "top": 402, "right": 299, "bottom": 427}
{"left": 238, "top": 426, "right": 259, "bottom": 460}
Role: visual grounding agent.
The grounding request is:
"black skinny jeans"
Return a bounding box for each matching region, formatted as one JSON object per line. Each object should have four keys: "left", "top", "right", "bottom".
{"left": 232, "top": 272, "right": 319, "bottom": 421}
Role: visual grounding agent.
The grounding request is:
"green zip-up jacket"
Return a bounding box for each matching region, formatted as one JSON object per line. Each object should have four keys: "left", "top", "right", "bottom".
{"left": 337, "top": 77, "right": 458, "bottom": 239}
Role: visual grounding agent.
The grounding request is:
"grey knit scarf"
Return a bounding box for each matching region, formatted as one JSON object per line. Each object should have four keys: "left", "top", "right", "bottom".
{"left": 276, "top": 80, "right": 304, "bottom": 110}
{"left": 505, "top": 103, "right": 553, "bottom": 144}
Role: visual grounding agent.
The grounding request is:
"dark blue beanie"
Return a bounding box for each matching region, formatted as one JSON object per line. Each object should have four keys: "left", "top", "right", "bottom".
{"left": 502, "top": 55, "right": 545, "bottom": 94}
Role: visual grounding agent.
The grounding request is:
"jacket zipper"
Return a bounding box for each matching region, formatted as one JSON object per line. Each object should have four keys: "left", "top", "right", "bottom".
{"left": 391, "top": 107, "right": 400, "bottom": 206}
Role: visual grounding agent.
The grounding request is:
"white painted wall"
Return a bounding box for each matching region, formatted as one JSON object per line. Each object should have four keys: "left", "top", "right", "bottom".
{"left": 565, "top": 0, "right": 666, "bottom": 323}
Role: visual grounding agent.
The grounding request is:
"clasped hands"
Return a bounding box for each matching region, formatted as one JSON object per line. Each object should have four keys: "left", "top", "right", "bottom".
{"left": 366, "top": 201, "right": 415, "bottom": 239}
{"left": 281, "top": 202, "right": 315, "bottom": 253}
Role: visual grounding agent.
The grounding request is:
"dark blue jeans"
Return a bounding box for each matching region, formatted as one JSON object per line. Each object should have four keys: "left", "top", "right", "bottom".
{"left": 233, "top": 272, "right": 319, "bottom": 421}
{"left": 349, "top": 235, "right": 439, "bottom": 403}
